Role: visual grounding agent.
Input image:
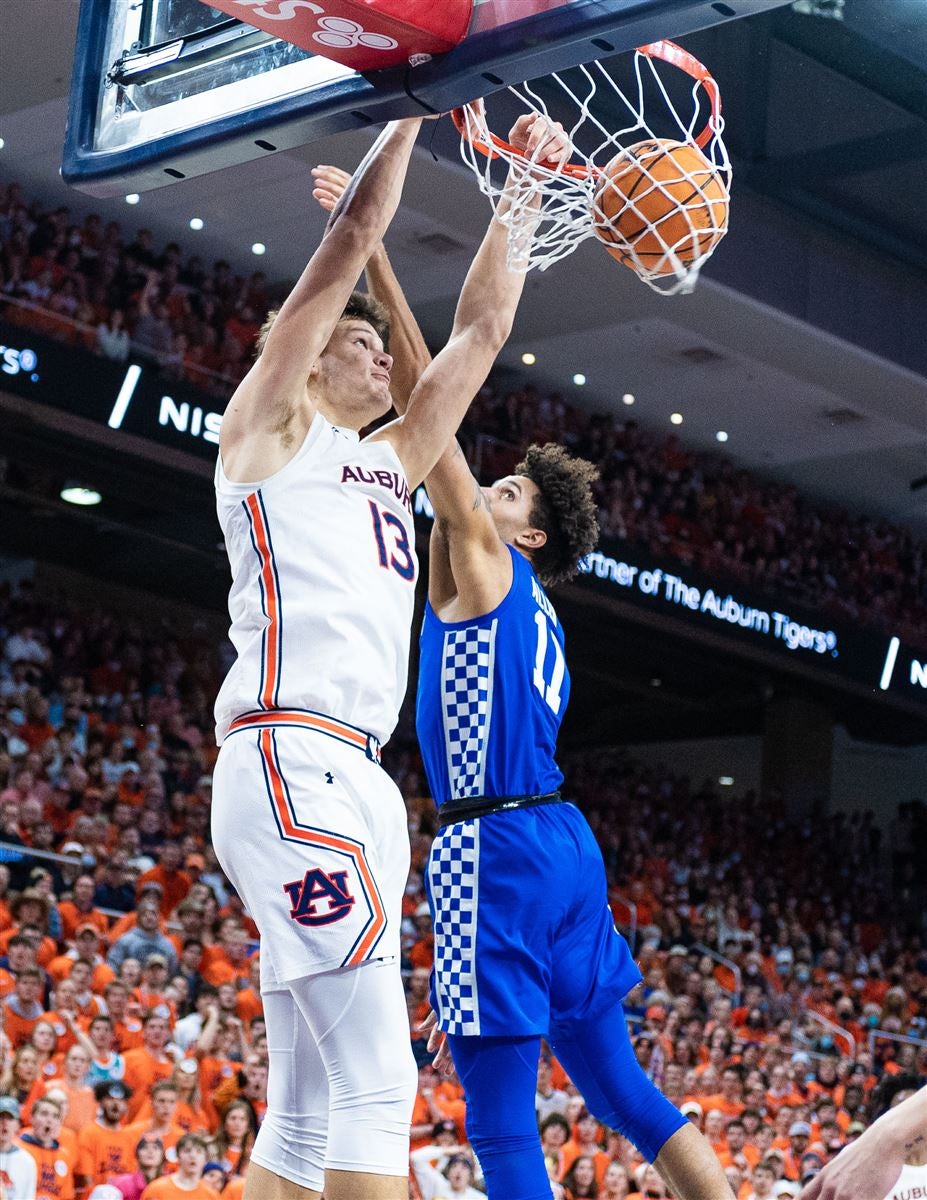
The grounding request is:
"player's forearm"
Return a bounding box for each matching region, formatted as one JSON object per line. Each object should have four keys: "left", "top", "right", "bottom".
{"left": 327, "top": 120, "right": 423, "bottom": 247}
{"left": 451, "top": 212, "right": 523, "bottom": 347}
{"left": 365, "top": 244, "right": 432, "bottom": 415}
{"left": 876, "top": 1089, "right": 927, "bottom": 1159}
{"left": 426, "top": 441, "right": 484, "bottom": 529}
{"left": 263, "top": 120, "right": 421, "bottom": 361}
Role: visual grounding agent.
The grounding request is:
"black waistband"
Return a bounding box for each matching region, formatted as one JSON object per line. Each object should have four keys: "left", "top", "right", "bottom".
{"left": 437, "top": 790, "right": 562, "bottom": 828}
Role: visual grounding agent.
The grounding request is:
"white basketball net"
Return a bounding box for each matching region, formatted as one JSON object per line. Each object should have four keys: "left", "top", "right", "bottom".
{"left": 455, "top": 41, "right": 731, "bottom": 295}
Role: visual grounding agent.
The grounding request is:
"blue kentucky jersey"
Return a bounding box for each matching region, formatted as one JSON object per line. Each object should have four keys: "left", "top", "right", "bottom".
{"left": 417, "top": 545, "right": 568, "bottom": 804}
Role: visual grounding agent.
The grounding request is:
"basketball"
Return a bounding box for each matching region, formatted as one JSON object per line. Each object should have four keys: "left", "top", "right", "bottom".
{"left": 591, "top": 138, "right": 729, "bottom": 277}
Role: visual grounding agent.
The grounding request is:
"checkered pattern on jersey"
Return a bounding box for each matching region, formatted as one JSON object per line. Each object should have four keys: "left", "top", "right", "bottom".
{"left": 441, "top": 621, "right": 497, "bottom": 800}
{"left": 429, "top": 821, "right": 481, "bottom": 1036}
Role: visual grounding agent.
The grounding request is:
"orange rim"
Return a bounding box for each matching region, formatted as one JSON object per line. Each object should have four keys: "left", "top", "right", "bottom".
{"left": 451, "top": 39, "right": 723, "bottom": 172}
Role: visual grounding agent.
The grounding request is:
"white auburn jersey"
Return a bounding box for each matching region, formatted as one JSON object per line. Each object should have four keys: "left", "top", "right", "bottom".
{"left": 214, "top": 412, "right": 418, "bottom": 745}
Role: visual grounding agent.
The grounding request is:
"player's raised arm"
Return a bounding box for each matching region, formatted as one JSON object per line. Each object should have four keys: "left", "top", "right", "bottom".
{"left": 367, "top": 114, "right": 570, "bottom": 491}
{"left": 311, "top": 165, "right": 432, "bottom": 412}
{"left": 362, "top": 241, "right": 505, "bottom": 610}
{"left": 220, "top": 118, "right": 422, "bottom": 481}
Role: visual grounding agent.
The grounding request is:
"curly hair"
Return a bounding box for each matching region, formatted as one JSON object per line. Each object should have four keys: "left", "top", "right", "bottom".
{"left": 515, "top": 443, "right": 599, "bottom": 587}
{"left": 254, "top": 290, "right": 389, "bottom": 358}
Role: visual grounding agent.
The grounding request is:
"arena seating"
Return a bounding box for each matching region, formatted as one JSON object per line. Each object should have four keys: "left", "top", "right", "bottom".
{"left": 0, "top": 578, "right": 924, "bottom": 1197}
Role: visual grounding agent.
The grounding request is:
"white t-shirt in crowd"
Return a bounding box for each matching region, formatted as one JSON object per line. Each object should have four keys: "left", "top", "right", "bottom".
{"left": 0, "top": 1141, "right": 39, "bottom": 1198}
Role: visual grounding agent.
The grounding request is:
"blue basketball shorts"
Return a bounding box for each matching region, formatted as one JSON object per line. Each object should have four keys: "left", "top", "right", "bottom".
{"left": 425, "top": 801, "right": 642, "bottom": 1037}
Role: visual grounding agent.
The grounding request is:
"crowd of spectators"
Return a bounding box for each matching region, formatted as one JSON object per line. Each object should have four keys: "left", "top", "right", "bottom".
{"left": 1, "top": 179, "right": 925, "bottom": 652}
{"left": 0, "top": 181, "right": 263, "bottom": 396}
{"left": 0, "top": 561, "right": 924, "bottom": 1199}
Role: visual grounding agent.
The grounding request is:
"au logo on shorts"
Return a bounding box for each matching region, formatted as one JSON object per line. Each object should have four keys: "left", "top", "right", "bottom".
{"left": 283, "top": 868, "right": 356, "bottom": 926}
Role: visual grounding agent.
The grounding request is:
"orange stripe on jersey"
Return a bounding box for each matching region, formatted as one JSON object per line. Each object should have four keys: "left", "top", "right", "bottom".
{"left": 244, "top": 491, "right": 281, "bottom": 710}
{"left": 258, "top": 728, "right": 387, "bottom": 966}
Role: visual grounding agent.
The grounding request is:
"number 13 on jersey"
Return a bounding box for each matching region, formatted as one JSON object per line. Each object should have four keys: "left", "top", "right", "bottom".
{"left": 369, "top": 500, "right": 415, "bottom": 581}
{"left": 533, "top": 612, "right": 565, "bottom": 714}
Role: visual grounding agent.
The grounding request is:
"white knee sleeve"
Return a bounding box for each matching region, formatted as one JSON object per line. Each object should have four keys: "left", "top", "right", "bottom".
{"left": 294, "top": 958, "right": 418, "bottom": 1177}
{"left": 251, "top": 986, "right": 328, "bottom": 1192}
{"left": 253, "top": 960, "right": 417, "bottom": 1187}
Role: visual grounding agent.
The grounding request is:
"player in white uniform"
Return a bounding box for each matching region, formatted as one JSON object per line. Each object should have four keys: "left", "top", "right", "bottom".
{"left": 211, "top": 115, "right": 570, "bottom": 1200}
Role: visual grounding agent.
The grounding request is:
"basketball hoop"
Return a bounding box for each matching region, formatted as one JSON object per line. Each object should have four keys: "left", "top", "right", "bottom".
{"left": 451, "top": 40, "right": 730, "bottom": 294}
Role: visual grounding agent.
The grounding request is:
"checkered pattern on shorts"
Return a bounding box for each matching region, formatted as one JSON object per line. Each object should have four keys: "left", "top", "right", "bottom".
{"left": 441, "top": 622, "right": 497, "bottom": 800}
{"left": 429, "top": 821, "right": 480, "bottom": 1036}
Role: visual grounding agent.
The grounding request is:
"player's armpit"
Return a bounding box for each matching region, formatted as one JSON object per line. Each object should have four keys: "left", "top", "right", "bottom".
{"left": 218, "top": 359, "right": 312, "bottom": 483}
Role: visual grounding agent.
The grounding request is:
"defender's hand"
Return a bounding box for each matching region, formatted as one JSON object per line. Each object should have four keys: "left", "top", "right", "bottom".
{"left": 507, "top": 114, "right": 571, "bottom": 167}
{"left": 311, "top": 164, "right": 352, "bottom": 213}
{"left": 419, "top": 1008, "right": 458, "bottom": 1081}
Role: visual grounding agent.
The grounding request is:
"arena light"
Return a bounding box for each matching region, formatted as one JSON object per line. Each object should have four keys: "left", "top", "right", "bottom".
{"left": 189, "top": 217, "right": 204, "bottom": 230}
{"left": 0, "top": 138, "right": 5, "bottom": 151}
{"left": 125, "top": 193, "right": 140, "bottom": 205}
{"left": 60, "top": 485, "right": 102, "bottom": 507}
{"left": 521, "top": 352, "right": 536, "bottom": 365}
{"left": 716, "top": 430, "right": 729, "bottom": 443}
{"left": 573, "top": 373, "right": 586, "bottom": 386}
{"left": 719, "top": 775, "right": 734, "bottom": 786}
{"left": 251, "top": 242, "right": 266, "bottom": 256}
{"left": 670, "top": 412, "right": 683, "bottom": 425}
{"left": 622, "top": 393, "right": 635, "bottom": 405}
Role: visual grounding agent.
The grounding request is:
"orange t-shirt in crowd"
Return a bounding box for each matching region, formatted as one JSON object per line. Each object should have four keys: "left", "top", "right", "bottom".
{"left": 409, "top": 1086, "right": 466, "bottom": 1152}
{"left": 39, "top": 1012, "right": 80, "bottom": 1055}
{"left": 132, "top": 990, "right": 177, "bottom": 1026}
{"left": 717, "top": 1143, "right": 761, "bottom": 1170}
{"left": 18, "top": 1138, "right": 77, "bottom": 1200}
{"left": 0, "top": 927, "right": 57, "bottom": 965}
{"left": 197, "top": 1055, "right": 237, "bottom": 1129}
{"left": 2, "top": 999, "right": 44, "bottom": 1048}
{"left": 221, "top": 1178, "right": 245, "bottom": 1200}
{"left": 122, "top": 1049, "right": 175, "bottom": 1120}
{"left": 47, "top": 955, "right": 115, "bottom": 995}
{"left": 699, "top": 1094, "right": 745, "bottom": 1120}
{"left": 132, "top": 1098, "right": 212, "bottom": 1137}
{"left": 57, "top": 903, "right": 110, "bottom": 942}
{"left": 77, "top": 1122, "right": 134, "bottom": 1185}
{"left": 409, "top": 939, "right": 434, "bottom": 971}
{"left": 141, "top": 1176, "right": 216, "bottom": 1199}
{"left": 198, "top": 952, "right": 248, "bottom": 989}
{"left": 559, "top": 1142, "right": 611, "bottom": 1188}
{"left": 235, "top": 987, "right": 263, "bottom": 1026}
{"left": 766, "top": 1089, "right": 804, "bottom": 1114}
{"left": 137, "top": 867, "right": 192, "bottom": 916}
{"left": 111, "top": 1015, "right": 146, "bottom": 1053}
{"left": 549, "top": 1056, "right": 570, "bottom": 1092}
{"left": 0, "top": 967, "right": 16, "bottom": 998}
{"left": 30, "top": 1078, "right": 97, "bottom": 1134}
{"left": 218, "top": 1145, "right": 245, "bottom": 1175}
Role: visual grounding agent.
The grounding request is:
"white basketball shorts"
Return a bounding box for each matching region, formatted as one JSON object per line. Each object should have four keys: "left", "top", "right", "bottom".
{"left": 211, "top": 711, "right": 410, "bottom": 987}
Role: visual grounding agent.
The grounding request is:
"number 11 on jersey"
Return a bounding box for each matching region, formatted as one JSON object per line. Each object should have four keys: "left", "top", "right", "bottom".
{"left": 533, "top": 611, "right": 565, "bottom": 714}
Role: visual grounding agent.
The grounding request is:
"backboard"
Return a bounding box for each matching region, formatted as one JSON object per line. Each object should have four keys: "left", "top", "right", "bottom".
{"left": 63, "top": 0, "right": 792, "bottom": 197}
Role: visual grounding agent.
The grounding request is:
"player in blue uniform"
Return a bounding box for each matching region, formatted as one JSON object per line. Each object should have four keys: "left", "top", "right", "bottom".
{"left": 413, "top": 449, "right": 733, "bottom": 1200}
{"left": 311, "top": 161, "right": 733, "bottom": 1200}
